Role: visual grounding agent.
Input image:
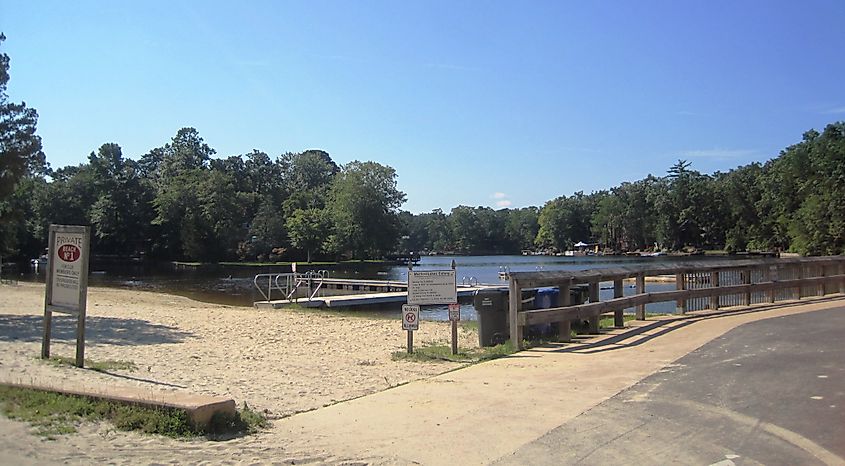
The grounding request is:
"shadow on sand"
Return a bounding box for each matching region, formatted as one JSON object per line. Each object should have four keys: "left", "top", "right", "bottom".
{"left": 0, "top": 314, "right": 194, "bottom": 346}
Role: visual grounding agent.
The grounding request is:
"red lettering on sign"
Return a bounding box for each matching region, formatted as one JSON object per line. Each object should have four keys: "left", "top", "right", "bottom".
{"left": 58, "top": 244, "right": 81, "bottom": 262}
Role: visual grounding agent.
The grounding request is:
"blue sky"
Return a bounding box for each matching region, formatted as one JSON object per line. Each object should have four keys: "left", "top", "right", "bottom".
{"left": 2, "top": 1, "right": 844, "bottom": 213}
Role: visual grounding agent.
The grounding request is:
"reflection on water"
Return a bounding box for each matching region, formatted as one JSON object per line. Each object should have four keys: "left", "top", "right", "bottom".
{"left": 14, "top": 255, "right": 730, "bottom": 321}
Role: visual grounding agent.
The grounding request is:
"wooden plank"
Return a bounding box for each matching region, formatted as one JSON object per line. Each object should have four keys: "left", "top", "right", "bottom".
{"left": 508, "top": 256, "right": 845, "bottom": 290}
{"left": 521, "top": 274, "right": 845, "bottom": 327}
{"left": 764, "top": 266, "right": 775, "bottom": 303}
{"left": 709, "top": 271, "right": 720, "bottom": 310}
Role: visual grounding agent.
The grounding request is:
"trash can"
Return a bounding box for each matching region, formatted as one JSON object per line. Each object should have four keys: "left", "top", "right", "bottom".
{"left": 527, "top": 287, "right": 560, "bottom": 338}
{"left": 473, "top": 289, "right": 510, "bottom": 347}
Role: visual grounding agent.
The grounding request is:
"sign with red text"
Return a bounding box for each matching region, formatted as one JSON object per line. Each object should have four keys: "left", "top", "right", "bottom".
{"left": 42, "top": 224, "right": 91, "bottom": 368}
{"left": 49, "top": 226, "right": 90, "bottom": 312}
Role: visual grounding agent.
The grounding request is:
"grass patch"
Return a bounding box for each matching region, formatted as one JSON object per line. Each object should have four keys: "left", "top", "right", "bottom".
{"left": 392, "top": 340, "right": 517, "bottom": 363}
{"left": 46, "top": 356, "right": 137, "bottom": 373}
{"left": 598, "top": 314, "right": 638, "bottom": 329}
{"left": 0, "top": 386, "right": 267, "bottom": 440}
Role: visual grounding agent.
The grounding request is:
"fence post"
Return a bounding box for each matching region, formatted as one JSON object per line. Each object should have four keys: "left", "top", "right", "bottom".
{"left": 613, "top": 279, "right": 624, "bottom": 327}
{"left": 840, "top": 261, "right": 845, "bottom": 295}
{"left": 675, "top": 272, "right": 686, "bottom": 314}
{"left": 636, "top": 273, "right": 646, "bottom": 320}
{"left": 820, "top": 264, "right": 828, "bottom": 296}
{"left": 509, "top": 278, "right": 523, "bottom": 349}
{"left": 797, "top": 263, "right": 804, "bottom": 300}
{"left": 743, "top": 267, "right": 752, "bottom": 306}
{"left": 588, "top": 281, "right": 600, "bottom": 333}
{"left": 559, "top": 278, "right": 572, "bottom": 342}
{"left": 709, "top": 271, "right": 720, "bottom": 310}
{"left": 765, "top": 266, "right": 775, "bottom": 303}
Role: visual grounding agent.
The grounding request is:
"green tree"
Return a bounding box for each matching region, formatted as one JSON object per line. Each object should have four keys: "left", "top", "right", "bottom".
{"left": 286, "top": 208, "right": 330, "bottom": 262}
{"left": 0, "top": 33, "right": 48, "bottom": 256}
{"left": 325, "top": 161, "right": 406, "bottom": 259}
{"left": 535, "top": 192, "right": 595, "bottom": 251}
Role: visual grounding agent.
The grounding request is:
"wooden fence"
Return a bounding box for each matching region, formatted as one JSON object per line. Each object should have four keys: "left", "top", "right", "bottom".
{"left": 508, "top": 256, "right": 845, "bottom": 349}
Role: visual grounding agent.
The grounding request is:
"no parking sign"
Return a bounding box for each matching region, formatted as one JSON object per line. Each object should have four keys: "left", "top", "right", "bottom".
{"left": 402, "top": 304, "right": 420, "bottom": 331}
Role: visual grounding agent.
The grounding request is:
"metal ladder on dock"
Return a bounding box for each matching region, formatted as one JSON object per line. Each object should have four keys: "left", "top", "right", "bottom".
{"left": 253, "top": 270, "right": 329, "bottom": 303}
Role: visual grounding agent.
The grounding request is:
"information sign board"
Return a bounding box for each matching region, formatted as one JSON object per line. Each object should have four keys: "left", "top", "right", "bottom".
{"left": 407, "top": 270, "right": 457, "bottom": 305}
{"left": 50, "top": 228, "right": 88, "bottom": 311}
{"left": 42, "top": 224, "right": 91, "bottom": 367}
{"left": 402, "top": 304, "right": 420, "bottom": 331}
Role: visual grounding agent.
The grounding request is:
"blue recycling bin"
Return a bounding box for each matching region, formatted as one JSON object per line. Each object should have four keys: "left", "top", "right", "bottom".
{"left": 527, "top": 287, "right": 560, "bottom": 338}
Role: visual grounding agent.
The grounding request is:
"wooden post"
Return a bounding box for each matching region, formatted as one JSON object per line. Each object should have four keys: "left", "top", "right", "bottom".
{"left": 613, "top": 279, "right": 624, "bottom": 328}
{"left": 450, "top": 261, "right": 458, "bottom": 355}
{"left": 709, "top": 271, "right": 720, "bottom": 310}
{"left": 796, "top": 264, "right": 804, "bottom": 299}
{"left": 675, "top": 272, "right": 686, "bottom": 314}
{"left": 743, "top": 267, "right": 752, "bottom": 306}
{"left": 765, "top": 266, "right": 775, "bottom": 303}
{"left": 558, "top": 279, "right": 572, "bottom": 342}
{"left": 588, "top": 281, "right": 599, "bottom": 334}
{"left": 840, "top": 261, "right": 845, "bottom": 295}
{"left": 509, "top": 278, "right": 523, "bottom": 349}
{"left": 820, "top": 264, "right": 828, "bottom": 296}
{"left": 636, "top": 273, "right": 646, "bottom": 320}
{"left": 408, "top": 261, "right": 414, "bottom": 353}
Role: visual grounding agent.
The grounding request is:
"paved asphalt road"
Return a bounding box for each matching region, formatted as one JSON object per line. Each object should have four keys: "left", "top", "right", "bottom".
{"left": 494, "top": 307, "right": 845, "bottom": 465}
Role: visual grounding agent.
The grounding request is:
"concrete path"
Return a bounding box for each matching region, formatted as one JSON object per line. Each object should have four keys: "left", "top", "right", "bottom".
{"left": 494, "top": 306, "right": 845, "bottom": 466}
{"left": 274, "top": 297, "right": 845, "bottom": 465}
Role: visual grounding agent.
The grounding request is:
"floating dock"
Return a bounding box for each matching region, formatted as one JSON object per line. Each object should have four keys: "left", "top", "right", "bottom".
{"left": 254, "top": 283, "right": 505, "bottom": 309}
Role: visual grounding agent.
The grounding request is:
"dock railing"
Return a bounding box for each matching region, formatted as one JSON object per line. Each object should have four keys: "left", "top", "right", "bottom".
{"left": 253, "top": 270, "right": 329, "bottom": 302}
{"left": 509, "top": 256, "right": 845, "bottom": 349}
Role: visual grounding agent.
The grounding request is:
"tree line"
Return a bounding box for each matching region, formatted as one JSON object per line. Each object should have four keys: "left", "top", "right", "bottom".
{"left": 402, "top": 123, "right": 845, "bottom": 257}
{"left": 1, "top": 127, "right": 406, "bottom": 262}
{"left": 3, "top": 34, "right": 845, "bottom": 262}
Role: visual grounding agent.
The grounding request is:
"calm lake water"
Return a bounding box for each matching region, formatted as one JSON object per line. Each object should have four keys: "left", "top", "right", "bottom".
{"left": 10, "top": 255, "right": 730, "bottom": 321}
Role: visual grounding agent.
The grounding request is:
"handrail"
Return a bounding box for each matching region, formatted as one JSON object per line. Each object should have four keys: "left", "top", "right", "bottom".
{"left": 508, "top": 255, "right": 845, "bottom": 349}
{"left": 253, "top": 271, "right": 330, "bottom": 303}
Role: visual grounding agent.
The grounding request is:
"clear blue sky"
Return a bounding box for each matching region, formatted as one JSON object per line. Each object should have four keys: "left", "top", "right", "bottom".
{"left": 3, "top": 1, "right": 844, "bottom": 213}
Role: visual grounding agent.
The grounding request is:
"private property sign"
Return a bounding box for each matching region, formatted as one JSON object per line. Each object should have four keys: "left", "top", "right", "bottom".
{"left": 42, "top": 224, "right": 91, "bottom": 367}
{"left": 51, "top": 230, "right": 88, "bottom": 310}
{"left": 407, "top": 270, "right": 457, "bottom": 305}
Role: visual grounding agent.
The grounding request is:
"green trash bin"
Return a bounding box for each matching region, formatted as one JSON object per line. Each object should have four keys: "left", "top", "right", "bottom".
{"left": 473, "top": 289, "right": 510, "bottom": 347}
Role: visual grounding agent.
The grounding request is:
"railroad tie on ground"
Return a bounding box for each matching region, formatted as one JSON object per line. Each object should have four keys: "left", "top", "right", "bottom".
{"left": 0, "top": 381, "right": 235, "bottom": 429}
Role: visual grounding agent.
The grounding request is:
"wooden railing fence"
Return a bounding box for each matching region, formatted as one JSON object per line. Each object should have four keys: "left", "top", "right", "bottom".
{"left": 508, "top": 256, "right": 845, "bottom": 349}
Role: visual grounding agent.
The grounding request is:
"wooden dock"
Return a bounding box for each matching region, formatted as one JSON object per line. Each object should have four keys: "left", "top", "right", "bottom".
{"left": 254, "top": 284, "right": 505, "bottom": 309}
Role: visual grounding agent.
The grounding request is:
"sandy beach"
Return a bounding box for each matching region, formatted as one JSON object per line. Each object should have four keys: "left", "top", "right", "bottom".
{"left": 0, "top": 282, "right": 477, "bottom": 464}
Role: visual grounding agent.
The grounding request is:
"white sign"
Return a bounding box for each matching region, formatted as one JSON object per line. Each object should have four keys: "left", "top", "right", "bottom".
{"left": 50, "top": 229, "right": 87, "bottom": 311}
{"left": 402, "top": 304, "right": 420, "bottom": 331}
{"left": 448, "top": 303, "right": 461, "bottom": 322}
{"left": 408, "top": 270, "right": 457, "bottom": 305}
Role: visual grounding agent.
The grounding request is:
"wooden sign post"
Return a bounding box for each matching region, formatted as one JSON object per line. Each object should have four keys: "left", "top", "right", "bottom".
{"left": 406, "top": 259, "right": 458, "bottom": 355}
{"left": 448, "top": 303, "right": 460, "bottom": 355}
{"left": 402, "top": 304, "right": 420, "bottom": 353}
{"left": 42, "top": 224, "right": 91, "bottom": 368}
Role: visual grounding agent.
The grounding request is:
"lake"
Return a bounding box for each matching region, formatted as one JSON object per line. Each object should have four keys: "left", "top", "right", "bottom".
{"left": 10, "top": 255, "right": 728, "bottom": 321}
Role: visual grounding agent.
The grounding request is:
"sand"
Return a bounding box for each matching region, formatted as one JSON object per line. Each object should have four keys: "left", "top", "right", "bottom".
{"left": 3, "top": 281, "right": 838, "bottom": 464}
{"left": 0, "top": 282, "right": 476, "bottom": 464}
